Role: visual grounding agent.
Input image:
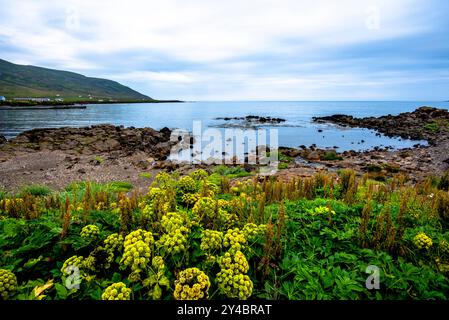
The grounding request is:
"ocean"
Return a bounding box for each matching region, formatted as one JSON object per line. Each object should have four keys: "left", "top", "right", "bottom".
{"left": 1, "top": 101, "right": 448, "bottom": 151}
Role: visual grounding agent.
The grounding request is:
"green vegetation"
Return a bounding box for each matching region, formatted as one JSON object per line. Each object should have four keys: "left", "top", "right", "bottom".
{"left": 425, "top": 122, "right": 440, "bottom": 133}
{"left": 19, "top": 185, "right": 53, "bottom": 197}
{"left": 93, "top": 156, "right": 104, "bottom": 165}
{"left": 278, "top": 162, "right": 289, "bottom": 170}
{"left": 1, "top": 170, "right": 449, "bottom": 300}
{"left": 424, "top": 120, "right": 449, "bottom": 133}
{"left": 321, "top": 151, "right": 343, "bottom": 161}
{"left": 212, "top": 165, "right": 252, "bottom": 178}
{"left": 0, "top": 58, "right": 152, "bottom": 102}
{"left": 139, "top": 173, "right": 152, "bottom": 179}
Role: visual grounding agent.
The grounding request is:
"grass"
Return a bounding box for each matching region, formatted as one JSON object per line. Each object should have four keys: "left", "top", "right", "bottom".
{"left": 212, "top": 165, "right": 252, "bottom": 178}
{"left": 139, "top": 172, "right": 152, "bottom": 179}
{"left": 93, "top": 156, "right": 104, "bottom": 165}
{"left": 1, "top": 169, "right": 449, "bottom": 300}
{"left": 106, "top": 181, "right": 133, "bottom": 193}
{"left": 425, "top": 122, "right": 440, "bottom": 133}
{"left": 321, "top": 151, "right": 343, "bottom": 161}
{"left": 278, "top": 162, "right": 289, "bottom": 170}
{"left": 19, "top": 185, "right": 53, "bottom": 197}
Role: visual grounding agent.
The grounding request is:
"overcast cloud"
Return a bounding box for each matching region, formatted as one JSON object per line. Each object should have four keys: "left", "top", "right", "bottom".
{"left": 0, "top": 0, "right": 448, "bottom": 100}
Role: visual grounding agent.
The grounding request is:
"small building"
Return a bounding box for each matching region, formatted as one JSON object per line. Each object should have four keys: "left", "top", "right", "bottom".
{"left": 0, "top": 96, "right": 5, "bottom": 101}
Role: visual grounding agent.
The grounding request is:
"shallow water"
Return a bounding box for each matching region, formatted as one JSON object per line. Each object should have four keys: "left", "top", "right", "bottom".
{"left": 1, "top": 101, "right": 447, "bottom": 151}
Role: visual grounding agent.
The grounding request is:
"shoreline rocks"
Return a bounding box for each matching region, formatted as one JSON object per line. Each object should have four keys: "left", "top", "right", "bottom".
{"left": 1, "top": 124, "right": 175, "bottom": 160}
{"left": 213, "top": 115, "right": 288, "bottom": 128}
{"left": 312, "top": 106, "right": 449, "bottom": 145}
{"left": 215, "top": 115, "right": 286, "bottom": 123}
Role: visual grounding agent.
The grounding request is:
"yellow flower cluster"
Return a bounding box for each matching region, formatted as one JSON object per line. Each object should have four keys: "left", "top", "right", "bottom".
{"left": 440, "top": 240, "right": 449, "bottom": 255}
{"left": 0, "top": 269, "right": 17, "bottom": 300}
{"left": 190, "top": 169, "right": 209, "bottom": 180}
{"left": 243, "top": 223, "right": 267, "bottom": 241}
{"left": 152, "top": 256, "right": 165, "bottom": 270}
{"left": 192, "top": 197, "right": 216, "bottom": 219}
{"left": 95, "top": 202, "right": 106, "bottom": 211}
{"left": 230, "top": 186, "right": 240, "bottom": 195}
{"left": 157, "top": 212, "right": 190, "bottom": 255}
{"left": 121, "top": 229, "right": 154, "bottom": 271}
{"left": 218, "top": 209, "right": 238, "bottom": 229}
{"left": 101, "top": 282, "right": 132, "bottom": 300}
{"left": 148, "top": 187, "right": 167, "bottom": 201}
{"left": 178, "top": 176, "right": 198, "bottom": 193}
{"left": 181, "top": 193, "right": 200, "bottom": 206}
{"left": 310, "top": 206, "right": 336, "bottom": 216}
{"left": 200, "top": 230, "right": 223, "bottom": 252}
{"left": 140, "top": 203, "right": 154, "bottom": 220}
{"left": 216, "top": 251, "right": 253, "bottom": 300}
{"left": 218, "top": 251, "right": 249, "bottom": 273}
{"left": 83, "top": 255, "right": 97, "bottom": 271}
{"left": 173, "top": 268, "right": 210, "bottom": 300}
{"left": 121, "top": 240, "right": 151, "bottom": 271}
{"left": 217, "top": 199, "right": 231, "bottom": 211}
{"left": 223, "top": 228, "right": 247, "bottom": 251}
{"left": 125, "top": 229, "right": 154, "bottom": 246}
{"left": 156, "top": 229, "right": 188, "bottom": 255}
{"left": 199, "top": 181, "right": 219, "bottom": 198}
{"left": 414, "top": 232, "right": 433, "bottom": 250}
{"left": 435, "top": 258, "right": 449, "bottom": 273}
{"left": 161, "top": 212, "right": 187, "bottom": 233}
{"left": 80, "top": 224, "right": 100, "bottom": 240}
{"left": 110, "top": 202, "right": 120, "bottom": 215}
{"left": 103, "top": 233, "right": 124, "bottom": 252}
{"left": 61, "top": 255, "right": 84, "bottom": 275}
{"left": 154, "top": 172, "right": 172, "bottom": 185}
{"left": 0, "top": 198, "right": 23, "bottom": 214}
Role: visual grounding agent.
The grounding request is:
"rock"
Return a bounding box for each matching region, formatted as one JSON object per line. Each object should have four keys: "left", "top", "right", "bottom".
{"left": 312, "top": 106, "right": 449, "bottom": 146}
{"left": 0, "top": 135, "right": 6, "bottom": 145}
{"left": 5, "top": 125, "right": 176, "bottom": 160}
{"left": 306, "top": 151, "right": 321, "bottom": 161}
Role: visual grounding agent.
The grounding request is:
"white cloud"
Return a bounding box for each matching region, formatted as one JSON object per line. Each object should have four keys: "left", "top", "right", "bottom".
{"left": 108, "top": 71, "right": 196, "bottom": 83}
{"left": 0, "top": 0, "right": 446, "bottom": 99}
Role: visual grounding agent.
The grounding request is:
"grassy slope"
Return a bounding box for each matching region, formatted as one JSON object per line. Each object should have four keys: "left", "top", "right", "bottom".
{"left": 0, "top": 59, "right": 153, "bottom": 101}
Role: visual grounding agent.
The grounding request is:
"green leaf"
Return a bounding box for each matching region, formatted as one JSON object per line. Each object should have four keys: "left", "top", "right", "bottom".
{"left": 55, "top": 283, "right": 68, "bottom": 300}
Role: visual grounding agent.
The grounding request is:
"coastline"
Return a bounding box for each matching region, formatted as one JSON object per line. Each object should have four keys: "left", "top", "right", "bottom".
{"left": 1, "top": 106, "right": 448, "bottom": 192}
{"left": 0, "top": 99, "right": 184, "bottom": 108}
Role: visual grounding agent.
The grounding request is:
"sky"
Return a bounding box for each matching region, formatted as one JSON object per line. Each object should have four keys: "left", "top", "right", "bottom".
{"left": 0, "top": 0, "right": 448, "bottom": 101}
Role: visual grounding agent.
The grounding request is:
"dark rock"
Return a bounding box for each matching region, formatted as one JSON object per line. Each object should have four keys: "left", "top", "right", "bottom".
{"left": 312, "top": 106, "right": 449, "bottom": 146}
{"left": 5, "top": 124, "right": 176, "bottom": 160}
{"left": 0, "top": 135, "right": 7, "bottom": 145}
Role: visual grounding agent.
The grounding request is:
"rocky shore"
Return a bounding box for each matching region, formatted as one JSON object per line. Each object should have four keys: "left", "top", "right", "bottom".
{"left": 313, "top": 106, "right": 449, "bottom": 145}
{"left": 0, "top": 125, "right": 177, "bottom": 191}
{"left": 1, "top": 107, "right": 448, "bottom": 191}
{"left": 302, "top": 106, "right": 449, "bottom": 180}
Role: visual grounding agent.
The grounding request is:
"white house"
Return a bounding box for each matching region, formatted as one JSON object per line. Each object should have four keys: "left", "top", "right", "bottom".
{"left": 0, "top": 96, "right": 6, "bottom": 101}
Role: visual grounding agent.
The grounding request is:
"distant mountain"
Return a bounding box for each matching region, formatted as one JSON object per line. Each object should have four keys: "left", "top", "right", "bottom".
{"left": 0, "top": 59, "right": 153, "bottom": 101}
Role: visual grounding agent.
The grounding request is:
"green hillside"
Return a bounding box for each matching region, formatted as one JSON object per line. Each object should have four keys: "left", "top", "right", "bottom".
{"left": 0, "top": 59, "right": 153, "bottom": 101}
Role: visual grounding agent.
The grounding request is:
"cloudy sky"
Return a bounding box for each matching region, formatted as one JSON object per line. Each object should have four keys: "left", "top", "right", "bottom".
{"left": 0, "top": 0, "right": 448, "bottom": 100}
